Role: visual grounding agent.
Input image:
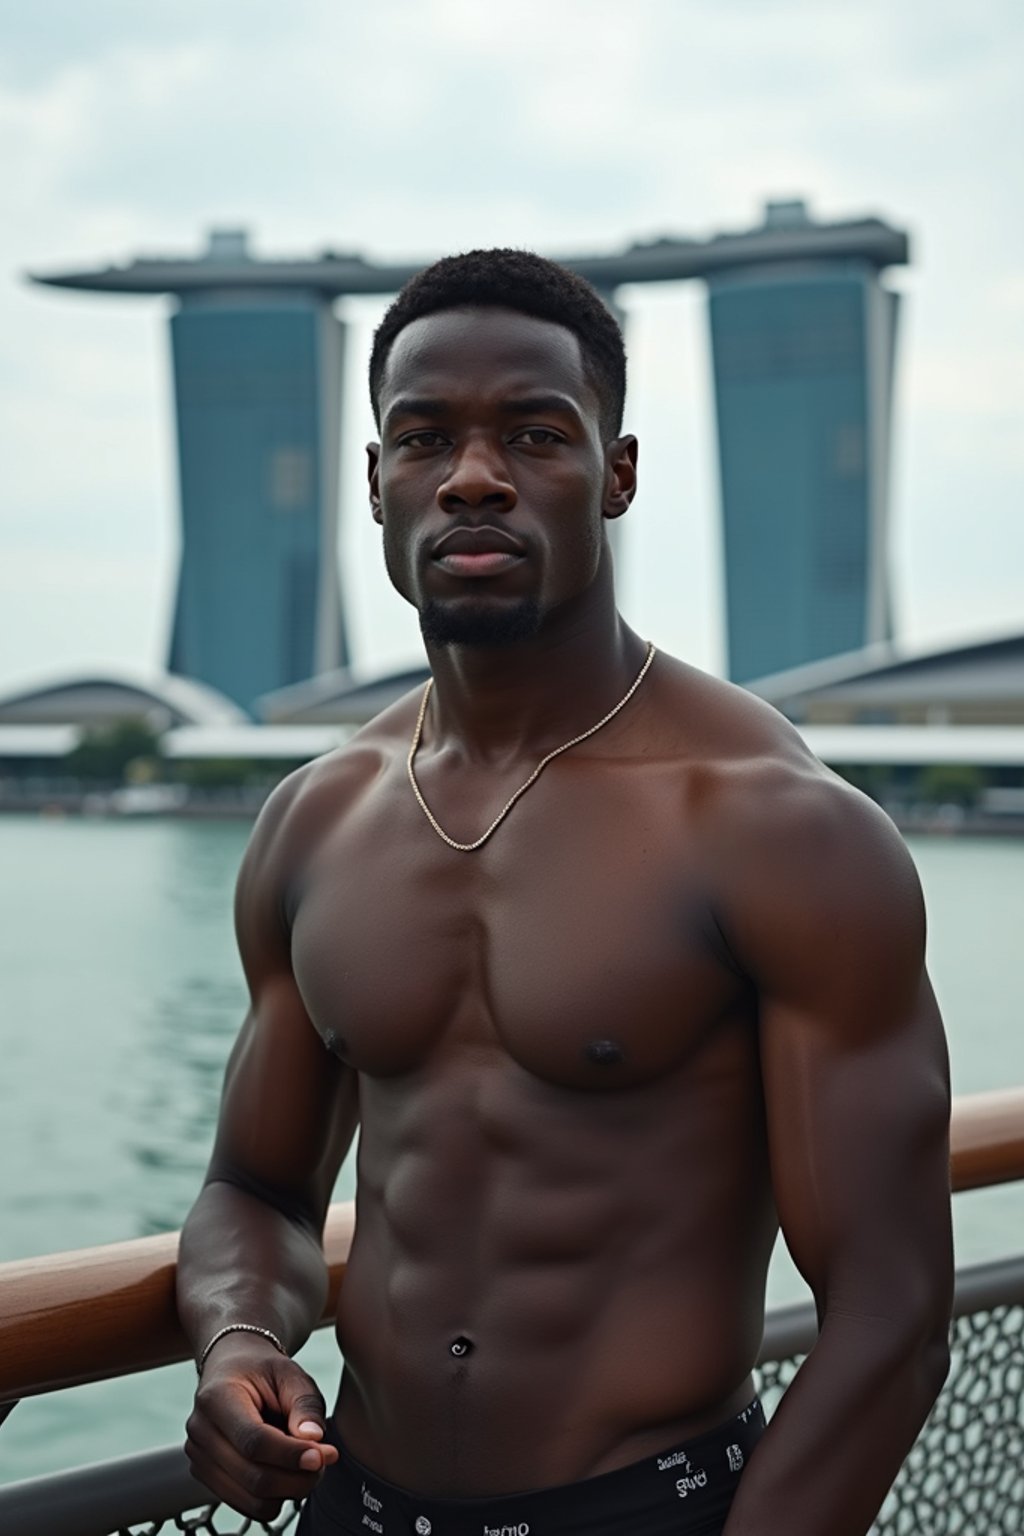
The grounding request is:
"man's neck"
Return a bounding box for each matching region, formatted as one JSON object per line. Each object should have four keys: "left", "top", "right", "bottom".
{"left": 421, "top": 597, "right": 648, "bottom": 768}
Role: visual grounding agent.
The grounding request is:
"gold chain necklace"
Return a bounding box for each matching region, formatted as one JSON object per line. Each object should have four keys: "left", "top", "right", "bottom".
{"left": 406, "top": 641, "right": 656, "bottom": 852}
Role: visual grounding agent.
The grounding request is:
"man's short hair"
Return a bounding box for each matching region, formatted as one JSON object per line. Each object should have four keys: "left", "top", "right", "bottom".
{"left": 369, "top": 248, "right": 626, "bottom": 441}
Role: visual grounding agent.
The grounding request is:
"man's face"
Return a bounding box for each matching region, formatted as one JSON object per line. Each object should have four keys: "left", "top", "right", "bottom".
{"left": 368, "top": 306, "right": 636, "bottom": 647}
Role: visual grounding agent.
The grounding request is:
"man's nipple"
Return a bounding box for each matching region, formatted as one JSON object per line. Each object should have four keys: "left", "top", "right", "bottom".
{"left": 584, "top": 1039, "right": 624, "bottom": 1067}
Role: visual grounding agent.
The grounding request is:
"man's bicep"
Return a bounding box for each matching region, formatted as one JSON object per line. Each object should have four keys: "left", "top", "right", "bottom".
{"left": 207, "top": 785, "right": 358, "bottom": 1229}
{"left": 759, "top": 977, "right": 951, "bottom": 1322}
{"left": 209, "top": 977, "right": 358, "bottom": 1230}
{"left": 730, "top": 780, "right": 952, "bottom": 1319}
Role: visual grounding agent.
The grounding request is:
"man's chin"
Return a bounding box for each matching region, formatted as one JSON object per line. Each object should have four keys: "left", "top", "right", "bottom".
{"left": 419, "top": 597, "right": 543, "bottom": 649}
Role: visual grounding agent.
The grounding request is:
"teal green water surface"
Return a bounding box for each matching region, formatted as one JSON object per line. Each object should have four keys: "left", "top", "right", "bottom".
{"left": 1, "top": 817, "right": 1022, "bottom": 1486}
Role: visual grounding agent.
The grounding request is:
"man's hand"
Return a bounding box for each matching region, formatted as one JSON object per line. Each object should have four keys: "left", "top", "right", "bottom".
{"left": 184, "top": 1334, "right": 340, "bottom": 1520}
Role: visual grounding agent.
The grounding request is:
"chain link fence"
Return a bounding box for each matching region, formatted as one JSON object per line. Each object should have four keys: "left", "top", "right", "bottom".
{"left": 120, "top": 1507, "right": 300, "bottom": 1535}
{"left": 757, "top": 1294, "right": 1024, "bottom": 1535}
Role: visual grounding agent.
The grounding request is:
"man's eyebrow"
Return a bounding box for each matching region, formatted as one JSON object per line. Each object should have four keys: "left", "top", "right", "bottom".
{"left": 383, "top": 397, "right": 448, "bottom": 426}
{"left": 382, "top": 392, "right": 586, "bottom": 427}
{"left": 501, "top": 394, "right": 584, "bottom": 420}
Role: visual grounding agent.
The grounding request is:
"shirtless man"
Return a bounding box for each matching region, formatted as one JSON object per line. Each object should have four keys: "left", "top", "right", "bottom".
{"left": 177, "top": 249, "right": 953, "bottom": 1536}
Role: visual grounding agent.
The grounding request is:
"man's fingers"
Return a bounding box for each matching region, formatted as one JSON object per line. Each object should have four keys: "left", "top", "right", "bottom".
{"left": 281, "top": 1383, "right": 339, "bottom": 1463}
{"left": 191, "top": 1383, "right": 321, "bottom": 1472}
{"left": 281, "top": 1379, "right": 329, "bottom": 1441}
{"left": 186, "top": 1448, "right": 284, "bottom": 1523}
{"left": 186, "top": 1413, "right": 327, "bottom": 1516}
{"left": 185, "top": 1358, "right": 338, "bottom": 1516}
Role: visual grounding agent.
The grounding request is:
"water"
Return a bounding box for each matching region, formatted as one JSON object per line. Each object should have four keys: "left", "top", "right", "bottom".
{"left": 1, "top": 817, "right": 1022, "bottom": 1486}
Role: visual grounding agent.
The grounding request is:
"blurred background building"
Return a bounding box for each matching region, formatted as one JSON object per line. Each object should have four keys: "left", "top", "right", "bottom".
{"left": 167, "top": 235, "right": 348, "bottom": 711}
{"left": 17, "top": 201, "right": 1021, "bottom": 813}
{"left": 39, "top": 228, "right": 350, "bottom": 713}
{"left": 707, "top": 199, "right": 899, "bottom": 683}
{"left": 14, "top": 198, "right": 1024, "bottom": 831}
{"left": 30, "top": 199, "right": 908, "bottom": 713}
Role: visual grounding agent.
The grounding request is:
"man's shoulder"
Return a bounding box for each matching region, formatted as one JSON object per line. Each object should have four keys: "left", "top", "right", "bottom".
{"left": 243, "top": 686, "right": 425, "bottom": 871}
{"left": 654, "top": 653, "right": 909, "bottom": 876}
{"left": 652, "top": 651, "right": 816, "bottom": 792}
{"left": 653, "top": 657, "right": 926, "bottom": 1007}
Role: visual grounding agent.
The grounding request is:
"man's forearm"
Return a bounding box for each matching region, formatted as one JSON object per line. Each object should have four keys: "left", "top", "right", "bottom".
{"left": 177, "top": 1178, "right": 330, "bottom": 1361}
{"left": 723, "top": 1312, "right": 950, "bottom": 1536}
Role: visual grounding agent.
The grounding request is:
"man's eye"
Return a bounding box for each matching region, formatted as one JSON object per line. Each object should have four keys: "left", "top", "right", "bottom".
{"left": 513, "top": 428, "right": 562, "bottom": 446}
{"left": 399, "top": 431, "right": 446, "bottom": 448}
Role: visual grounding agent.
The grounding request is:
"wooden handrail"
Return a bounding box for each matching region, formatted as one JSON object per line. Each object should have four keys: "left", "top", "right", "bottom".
{"left": 948, "top": 1087, "right": 1024, "bottom": 1191}
{"left": 0, "top": 1205, "right": 355, "bottom": 1405}
{"left": 1, "top": 1088, "right": 1022, "bottom": 1403}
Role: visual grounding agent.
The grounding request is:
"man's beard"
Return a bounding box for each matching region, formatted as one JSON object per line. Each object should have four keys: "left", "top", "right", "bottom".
{"left": 419, "top": 597, "right": 543, "bottom": 648}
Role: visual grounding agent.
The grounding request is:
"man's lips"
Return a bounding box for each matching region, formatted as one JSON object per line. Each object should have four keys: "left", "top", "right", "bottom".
{"left": 430, "top": 525, "right": 526, "bottom": 578}
{"left": 434, "top": 549, "right": 524, "bottom": 577}
{"left": 431, "top": 525, "right": 526, "bottom": 556}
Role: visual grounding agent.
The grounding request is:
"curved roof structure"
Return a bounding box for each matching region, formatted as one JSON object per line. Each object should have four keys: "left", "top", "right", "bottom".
{"left": 258, "top": 663, "right": 430, "bottom": 725}
{"left": 747, "top": 629, "right": 1024, "bottom": 725}
{"left": 261, "top": 628, "right": 1024, "bottom": 731}
{"left": 0, "top": 670, "right": 247, "bottom": 730}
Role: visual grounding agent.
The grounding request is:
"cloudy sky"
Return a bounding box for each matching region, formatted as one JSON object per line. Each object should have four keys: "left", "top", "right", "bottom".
{"left": 1, "top": 0, "right": 1022, "bottom": 695}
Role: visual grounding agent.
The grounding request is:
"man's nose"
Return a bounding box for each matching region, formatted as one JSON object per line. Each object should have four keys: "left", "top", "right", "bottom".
{"left": 437, "top": 438, "right": 516, "bottom": 513}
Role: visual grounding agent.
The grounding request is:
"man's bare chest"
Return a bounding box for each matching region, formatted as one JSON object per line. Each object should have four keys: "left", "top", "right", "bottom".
{"left": 289, "top": 764, "right": 746, "bottom": 1092}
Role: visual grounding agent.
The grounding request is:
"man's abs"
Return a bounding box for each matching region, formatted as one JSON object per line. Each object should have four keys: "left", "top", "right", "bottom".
{"left": 328, "top": 1049, "right": 775, "bottom": 1497}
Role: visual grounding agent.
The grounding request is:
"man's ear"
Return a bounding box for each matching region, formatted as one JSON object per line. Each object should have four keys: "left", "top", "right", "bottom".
{"left": 367, "top": 442, "right": 382, "bottom": 524}
{"left": 603, "top": 435, "right": 638, "bottom": 521}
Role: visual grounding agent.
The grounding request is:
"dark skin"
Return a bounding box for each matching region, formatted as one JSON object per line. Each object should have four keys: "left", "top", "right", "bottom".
{"left": 177, "top": 306, "right": 953, "bottom": 1533}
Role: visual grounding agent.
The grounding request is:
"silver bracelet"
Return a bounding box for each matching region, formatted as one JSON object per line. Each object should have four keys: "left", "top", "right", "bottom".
{"left": 196, "top": 1323, "right": 287, "bottom": 1377}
